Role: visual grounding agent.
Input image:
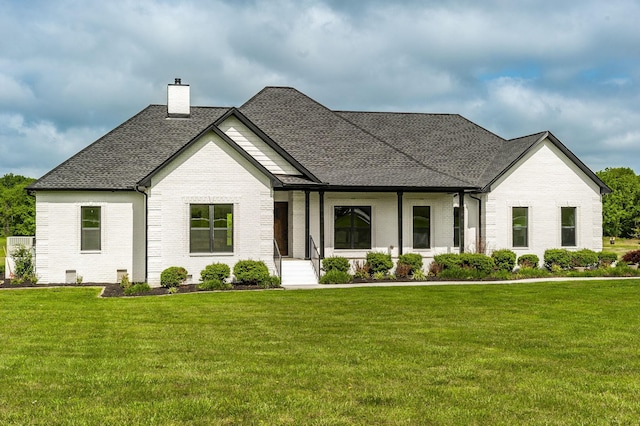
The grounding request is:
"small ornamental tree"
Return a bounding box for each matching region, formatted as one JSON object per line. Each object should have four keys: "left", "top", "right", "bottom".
{"left": 622, "top": 250, "right": 640, "bottom": 264}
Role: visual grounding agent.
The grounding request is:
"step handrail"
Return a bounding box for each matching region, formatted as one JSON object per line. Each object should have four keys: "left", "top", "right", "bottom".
{"left": 309, "top": 236, "right": 321, "bottom": 279}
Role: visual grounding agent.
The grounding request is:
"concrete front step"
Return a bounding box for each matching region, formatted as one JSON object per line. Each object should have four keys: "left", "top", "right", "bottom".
{"left": 281, "top": 259, "right": 318, "bottom": 285}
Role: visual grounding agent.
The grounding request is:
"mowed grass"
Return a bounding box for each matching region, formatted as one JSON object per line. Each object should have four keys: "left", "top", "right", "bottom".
{"left": 1, "top": 282, "right": 640, "bottom": 425}
{"left": 603, "top": 236, "right": 640, "bottom": 256}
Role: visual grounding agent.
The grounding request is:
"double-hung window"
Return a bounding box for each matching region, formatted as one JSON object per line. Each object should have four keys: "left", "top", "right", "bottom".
{"left": 190, "top": 204, "right": 233, "bottom": 253}
{"left": 512, "top": 207, "right": 528, "bottom": 248}
{"left": 334, "top": 206, "right": 371, "bottom": 249}
{"left": 81, "top": 206, "right": 101, "bottom": 251}
{"left": 413, "top": 206, "right": 431, "bottom": 249}
{"left": 561, "top": 207, "right": 577, "bottom": 247}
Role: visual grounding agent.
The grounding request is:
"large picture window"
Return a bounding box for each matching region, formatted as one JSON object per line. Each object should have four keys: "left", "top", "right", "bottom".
{"left": 512, "top": 207, "right": 528, "bottom": 248}
{"left": 81, "top": 206, "right": 101, "bottom": 251}
{"left": 413, "top": 206, "right": 431, "bottom": 249}
{"left": 190, "top": 204, "right": 233, "bottom": 253}
{"left": 561, "top": 207, "right": 576, "bottom": 247}
{"left": 334, "top": 206, "right": 371, "bottom": 249}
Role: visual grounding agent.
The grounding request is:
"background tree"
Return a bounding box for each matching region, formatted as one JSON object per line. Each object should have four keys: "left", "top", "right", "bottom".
{"left": 0, "top": 174, "right": 36, "bottom": 237}
{"left": 596, "top": 167, "right": 640, "bottom": 238}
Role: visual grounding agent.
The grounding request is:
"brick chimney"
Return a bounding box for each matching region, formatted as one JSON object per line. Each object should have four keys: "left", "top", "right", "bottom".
{"left": 167, "top": 78, "right": 190, "bottom": 118}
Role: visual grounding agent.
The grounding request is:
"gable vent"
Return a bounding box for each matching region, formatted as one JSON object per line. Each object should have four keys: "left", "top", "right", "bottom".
{"left": 167, "top": 78, "right": 190, "bottom": 118}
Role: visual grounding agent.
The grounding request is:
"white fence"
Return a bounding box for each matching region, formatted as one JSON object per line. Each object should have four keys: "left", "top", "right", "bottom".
{"left": 4, "top": 236, "right": 35, "bottom": 279}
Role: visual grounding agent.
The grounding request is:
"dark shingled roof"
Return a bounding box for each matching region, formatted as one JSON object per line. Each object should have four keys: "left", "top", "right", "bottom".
{"left": 31, "top": 105, "right": 229, "bottom": 190}
{"left": 31, "top": 86, "right": 609, "bottom": 194}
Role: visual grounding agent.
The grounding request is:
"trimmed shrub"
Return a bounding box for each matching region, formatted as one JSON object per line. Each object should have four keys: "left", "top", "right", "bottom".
{"left": 621, "top": 250, "right": 640, "bottom": 264}
{"left": 395, "top": 262, "right": 412, "bottom": 279}
{"left": 517, "top": 254, "right": 540, "bottom": 269}
{"left": 322, "top": 256, "right": 350, "bottom": 273}
{"left": 258, "top": 275, "right": 282, "bottom": 289}
{"left": 124, "top": 282, "right": 151, "bottom": 295}
{"left": 570, "top": 249, "right": 599, "bottom": 268}
{"left": 544, "top": 249, "right": 572, "bottom": 270}
{"left": 160, "top": 266, "right": 188, "bottom": 288}
{"left": 459, "top": 253, "right": 495, "bottom": 275}
{"left": 233, "top": 260, "right": 270, "bottom": 286}
{"left": 516, "top": 267, "right": 551, "bottom": 279}
{"left": 598, "top": 251, "right": 618, "bottom": 267}
{"left": 398, "top": 253, "right": 423, "bottom": 274}
{"left": 365, "top": 252, "right": 393, "bottom": 275}
{"left": 120, "top": 273, "right": 131, "bottom": 289}
{"left": 319, "top": 270, "right": 352, "bottom": 284}
{"left": 433, "top": 253, "right": 463, "bottom": 270}
{"left": 10, "top": 245, "right": 37, "bottom": 284}
{"left": 491, "top": 249, "right": 516, "bottom": 272}
{"left": 197, "top": 279, "right": 232, "bottom": 291}
{"left": 200, "top": 263, "right": 231, "bottom": 283}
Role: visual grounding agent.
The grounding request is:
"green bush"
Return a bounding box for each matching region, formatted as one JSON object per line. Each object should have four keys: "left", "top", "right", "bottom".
{"left": 200, "top": 263, "right": 231, "bottom": 283}
{"left": 124, "top": 282, "right": 151, "bottom": 295}
{"left": 598, "top": 251, "right": 618, "bottom": 267}
{"left": 544, "top": 249, "right": 572, "bottom": 270}
{"left": 10, "top": 245, "right": 37, "bottom": 284}
{"left": 120, "top": 273, "right": 131, "bottom": 289}
{"left": 412, "top": 269, "right": 427, "bottom": 281}
{"left": 570, "top": 249, "right": 599, "bottom": 268}
{"left": 515, "top": 267, "right": 551, "bottom": 279}
{"left": 233, "top": 260, "right": 270, "bottom": 286}
{"left": 459, "top": 253, "right": 495, "bottom": 275}
{"left": 258, "top": 275, "right": 281, "bottom": 289}
{"left": 0, "top": 264, "right": 5, "bottom": 276}
{"left": 197, "top": 279, "right": 232, "bottom": 291}
{"left": 353, "top": 261, "right": 370, "bottom": 279}
{"left": 319, "top": 270, "right": 352, "bottom": 284}
{"left": 621, "top": 250, "right": 640, "bottom": 264}
{"left": 365, "top": 252, "right": 393, "bottom": 275}
{"left": 433, "top": 253, "right": 463, "bottom": 270}
{"left": 160, "top": 266, "right": 188, "bottom": 288}
{"left": 491, "top": 249, "right": 516, "bottom": 272}
{"left": 438, "top": 268, "right": 487, "bottom": 280}
{"left": 517, "top": 254, "right": 540, "bottom": 269}
{"left": 322, "top": 256, "right": 350, "bottom": 273}
{"left": 398, "top": 253, "right": 423, "bottom": 273}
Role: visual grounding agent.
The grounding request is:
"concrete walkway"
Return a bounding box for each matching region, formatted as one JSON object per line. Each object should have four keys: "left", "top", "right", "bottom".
{"left": 281, "top": 276, "right": 640, "bottom": 290}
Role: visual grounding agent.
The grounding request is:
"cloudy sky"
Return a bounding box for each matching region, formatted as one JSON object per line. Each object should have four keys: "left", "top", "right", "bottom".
{"left": 1, "top": 0, "right": 639, "bottom": 179}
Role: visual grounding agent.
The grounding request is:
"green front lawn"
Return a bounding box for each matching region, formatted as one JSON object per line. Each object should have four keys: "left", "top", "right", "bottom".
{"left": 1, "top": 282, "right": 640, "bottom": 424}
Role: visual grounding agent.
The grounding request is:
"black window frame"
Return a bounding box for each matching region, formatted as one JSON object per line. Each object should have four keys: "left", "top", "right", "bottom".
{"left": 453, "top": 206, "right": 460, "bottom": 248}
{"left": 561, "top": 207, "right": 577, "bottom": 247}
{"left": 512, "top": 206, "right": 528, "bottom": 248}
{"left": 334, "top": 206, "right": 372, "bottom": 250}
{"left": 413, "top": 206, "right": 431, "bottom": 249}
{"left": 81, "top": 206, "right": 101, "bottom": 251}
{"left": 190, "top": 204, "right": 234, "bottom": 254}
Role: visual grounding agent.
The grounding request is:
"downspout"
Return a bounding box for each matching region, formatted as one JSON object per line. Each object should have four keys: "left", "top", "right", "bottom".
{"left": 304, "top": 190, "right": 310, "bottom": 260}
{"left": 397, "top": 191, "right": 403, "bottom": 256}
{"left": 135, "top": 185, "right": 148, "bottom": 283}
{"left": 458, "top": 191, "right": 465, "bottom": 253}
{"left": 469, "top": 193, "right": 482, "bottom": 253}
{"left": 319, "top": 191, "right": 325, "bottom": 259}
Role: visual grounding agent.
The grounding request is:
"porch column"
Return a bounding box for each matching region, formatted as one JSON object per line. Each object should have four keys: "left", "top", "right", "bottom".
{"left": 304, "top": 190, "right": 310, "bottom": 259}
{"left": 397, "top": 191, "right": 403, "bottom": 255}
{"left": 319, "top": 191, "right": 325, "bottom": 259}
{"left": 458, "top": 191, "right": 465, "bottom": 253}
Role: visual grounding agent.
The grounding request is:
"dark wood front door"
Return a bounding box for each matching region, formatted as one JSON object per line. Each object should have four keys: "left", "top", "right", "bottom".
{"left": 274, "top": 202, "right": 289, "bottom": 256}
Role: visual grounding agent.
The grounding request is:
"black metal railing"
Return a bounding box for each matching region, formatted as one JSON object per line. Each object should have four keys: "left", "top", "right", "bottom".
{"left": 309, "top": 235, "right": 321, "bottom": 280}
{"left": 273, "top": 239, "right": 282, "bottom": 279}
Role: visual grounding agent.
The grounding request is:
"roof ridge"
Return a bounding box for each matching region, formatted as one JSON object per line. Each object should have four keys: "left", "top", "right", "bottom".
{"left": 336, "top": 112, "right": 478, "bottom": 187}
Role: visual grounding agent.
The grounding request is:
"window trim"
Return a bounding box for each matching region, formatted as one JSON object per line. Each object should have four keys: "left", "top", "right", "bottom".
{"left": 189, "top": 203, "right": 234, "bottom": 254}
{"left": 512, "top": 206, "right": 529, "bottom": 248}
{"left": 333, "top": 205, "right": 372, "bottom": 250}
{"left": 80, "top": 206, "right": 101, "bottom": 252}
{"left": 412, "top": 205, "right": 431, "bottom": 249}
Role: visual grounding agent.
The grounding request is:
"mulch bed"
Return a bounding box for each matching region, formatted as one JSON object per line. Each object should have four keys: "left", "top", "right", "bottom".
{"left": 0, "top": 279, "right": 278, "bottom": 297}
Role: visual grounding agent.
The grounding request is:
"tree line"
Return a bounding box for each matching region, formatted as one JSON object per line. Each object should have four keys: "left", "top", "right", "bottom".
{"left": 0, "top": 169, "right": 639, "bottom": 239}
{"left": 0, "top": 174, "right": 35, "bottom": 237}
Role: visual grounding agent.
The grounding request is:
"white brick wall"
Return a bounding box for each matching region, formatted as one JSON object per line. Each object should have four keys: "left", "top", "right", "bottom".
{"left": 147, "top": 131, "right": 274, "bottom": 286}
{"left": 485, "top": 139, "right": 603, "bottom": 262}
{"left": 34, "top": 191, "right": 144, "bottom": 284}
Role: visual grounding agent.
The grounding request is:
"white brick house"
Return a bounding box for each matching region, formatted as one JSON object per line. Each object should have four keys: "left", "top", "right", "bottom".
{"left": 29, "top": 80, "right": 610, "bottom": 285}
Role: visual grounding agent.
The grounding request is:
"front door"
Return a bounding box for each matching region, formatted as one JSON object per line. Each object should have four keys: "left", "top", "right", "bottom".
{"left": 274, "top": 202, "right": 289, "bottom": 256}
